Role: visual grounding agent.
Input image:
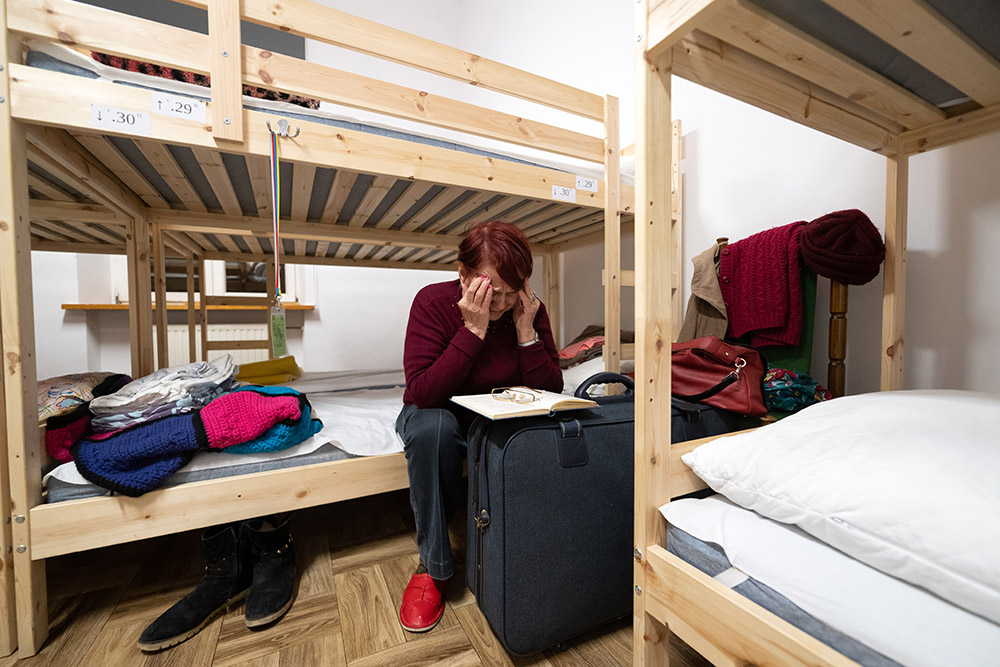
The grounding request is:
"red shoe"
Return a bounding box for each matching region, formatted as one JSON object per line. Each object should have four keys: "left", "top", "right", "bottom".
{"left": 399, "top": 568, "right": 444, "bottom": 633}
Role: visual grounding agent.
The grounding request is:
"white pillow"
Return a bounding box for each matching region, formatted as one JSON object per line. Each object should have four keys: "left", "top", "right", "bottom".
{"left": 681, "top": 390, "right": 1000, "bottom": 625}
{"left": 561, "top": 356, "right": 634, "bottom": 396}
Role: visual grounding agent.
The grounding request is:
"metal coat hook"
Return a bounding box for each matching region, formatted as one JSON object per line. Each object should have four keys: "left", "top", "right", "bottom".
{"left": 266, "top": 118, "right": 300, "bottom": 138}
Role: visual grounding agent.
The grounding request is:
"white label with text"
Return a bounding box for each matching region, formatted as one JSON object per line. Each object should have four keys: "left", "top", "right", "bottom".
{"left": 552, "top": 185, "right": 576, "bottom": 202}
{"left": 575, "top": 175, "right": 598, "bottom": 192}
{"left": 90, "top": 105, "right": 151, "bottom": 135}
{"left": 151, "top": 93, "right": 206, "bottom": 122}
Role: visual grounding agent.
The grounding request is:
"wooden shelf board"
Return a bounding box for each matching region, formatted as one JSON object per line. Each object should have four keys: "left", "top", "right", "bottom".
{"left": 62, "top": 303, "right": 315, "bottom": 311}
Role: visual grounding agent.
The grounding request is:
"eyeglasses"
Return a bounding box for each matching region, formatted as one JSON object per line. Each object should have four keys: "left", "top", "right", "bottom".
{"left": 491, "top": 386, "right": 541, "bottom": 404}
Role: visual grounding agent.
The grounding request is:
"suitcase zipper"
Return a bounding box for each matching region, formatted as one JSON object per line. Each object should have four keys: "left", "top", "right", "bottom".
{"left": 472, "top": 421, "right": 491, "bottom": 602}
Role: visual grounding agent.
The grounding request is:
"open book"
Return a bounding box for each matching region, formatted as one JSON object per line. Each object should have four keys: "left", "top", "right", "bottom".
{"left": 451, "top": 388, "right": 598, "bottom": 420}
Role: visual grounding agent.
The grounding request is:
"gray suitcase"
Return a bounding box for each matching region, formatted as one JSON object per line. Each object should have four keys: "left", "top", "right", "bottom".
{"left": 466, "top": 373, "right": 635, "bottom": 655}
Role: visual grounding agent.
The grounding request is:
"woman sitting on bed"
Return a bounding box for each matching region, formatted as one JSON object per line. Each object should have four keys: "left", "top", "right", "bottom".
{"left": 396, "top": 220, "right": 562, "bottom": 632}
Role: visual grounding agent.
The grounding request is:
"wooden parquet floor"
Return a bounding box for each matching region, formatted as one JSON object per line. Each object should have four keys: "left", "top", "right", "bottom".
{"left": 1, "top": 489, "right": 710, "bottom": 667}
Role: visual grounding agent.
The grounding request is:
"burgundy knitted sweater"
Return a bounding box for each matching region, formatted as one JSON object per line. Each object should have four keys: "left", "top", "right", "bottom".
{"left": 719, "top": 221, "right": 805, "bottom": 347}
{"left": 403, "top": 280, "right": 563, "bottom": 408}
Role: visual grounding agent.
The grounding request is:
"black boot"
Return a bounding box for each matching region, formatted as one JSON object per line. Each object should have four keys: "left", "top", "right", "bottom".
{"left": 243, "top": 514, "right": 297, "bottom": 628}
{"left": 137, "top": 524, "right": 251, "bottom": 651}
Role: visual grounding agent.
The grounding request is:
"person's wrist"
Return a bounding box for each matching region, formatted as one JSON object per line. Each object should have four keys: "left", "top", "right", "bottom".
{"left": 517, "top": 329, "right": 539, "bottom": 347}
{"left": 465, "top": 320, "right": 486, "bottom": 340}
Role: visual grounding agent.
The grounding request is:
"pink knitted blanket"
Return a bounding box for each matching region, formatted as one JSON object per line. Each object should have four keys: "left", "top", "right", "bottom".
{"left": 198, "top": 391, "right": 302, "bottom": 449}
{"left": 719, "top": 221, "right": 805, "bottom": 347}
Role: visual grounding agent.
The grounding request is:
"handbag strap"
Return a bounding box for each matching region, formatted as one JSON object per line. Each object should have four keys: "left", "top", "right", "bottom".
{"left": 671, "top": 356, "right": 747, "bottom": 403}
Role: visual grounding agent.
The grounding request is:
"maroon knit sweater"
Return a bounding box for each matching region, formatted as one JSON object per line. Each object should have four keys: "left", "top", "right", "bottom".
{"left": 403, "top": 280, "right": 563, "bottom": 408}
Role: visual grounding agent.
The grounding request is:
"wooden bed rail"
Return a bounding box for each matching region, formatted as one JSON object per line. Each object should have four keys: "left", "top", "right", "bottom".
{"left": 9, "top": 0, "right": 607, "bottom": 163}
{"left": 643, "top": 545, "right": 860, "bottom": 667}
{"left": 29, "top": 453, "right": 411, "bottom": 560}
{"left": 174, "top": 0, "right": 606, "bottom": 122}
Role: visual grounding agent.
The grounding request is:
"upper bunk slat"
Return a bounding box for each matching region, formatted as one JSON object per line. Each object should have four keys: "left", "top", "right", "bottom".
{"left": 134, "top": 140, "right": 209, "bottom": 213}
{"left": 25, "top": 171, "right": 76, "bottom": 202}
{"left": 290, "top": 164, "right": 316, "bottom": 222}
{"left": 9, "top": 0, "right": 605, "bottom": 163}
{"left": 703, "top": 0, "right": 944, "bottom": 129}
{"left": 190, "top": 147, "right": 242, "bottom": 215}
{"left": 25, "top": 126, "right": 144, "bottom": 218}
{"left": 72, "top": 134, "right": 171, "bottom": 209}
{"left": 374, "top": 181, "right": 438, "bottom": 230}
{"left": 821, "top": 0, "right": 1000, "bottom": 107}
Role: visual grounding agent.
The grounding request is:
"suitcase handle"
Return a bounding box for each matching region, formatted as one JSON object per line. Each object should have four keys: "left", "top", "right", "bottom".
{"left": 575, "top": 372, "right": 634, "bottom": 398}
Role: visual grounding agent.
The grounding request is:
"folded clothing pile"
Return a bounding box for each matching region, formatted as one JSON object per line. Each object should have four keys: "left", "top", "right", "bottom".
{"left": 236, "top": 355, "right": 304, "bottom": 385}
{"left": 38, "top": 372, "right": 130, "bottom": 423}
{"left": 44, "top": 373, "right": 133, "bottom": 463}
{"left": 71, "top": 387, "right": 322, "bottom": 497}
{"left": 89, "top": 355, "right": 239, "bottom": 432}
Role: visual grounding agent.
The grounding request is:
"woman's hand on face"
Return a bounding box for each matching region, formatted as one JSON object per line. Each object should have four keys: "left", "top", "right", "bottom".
{"left": 458, "top": 275, "right": 492, "bottom": 340}
{"left": 513, "top": 278, "right": 540, "bottom": 344}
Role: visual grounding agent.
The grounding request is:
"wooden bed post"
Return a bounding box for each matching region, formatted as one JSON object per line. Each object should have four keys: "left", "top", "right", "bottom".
{"left": 828, "top": 281, "right": 848, "bottom": 397}
{"left": 126, "top": 211, "right": 154, "bottom": 378}
{"left": 0, "top": 295, "right": 15, "bottom": 658}
{"left": 671, "top": 119, "right": 683, "bottom": 342}
{"left": 635, "top": 2, "right": 674, "bottom": 663}
{"left": 544, "top": 253, "right": 561, "bottom": 348}
{"left": 199, "top": 256, "right": 209, "bottom": 362}
{"left": 187, "top": 254, "right": 198, "bottom": 363}
{"left": 153, "top": 222, "right": 169, "bottom": 369}
{"left": 882, "top": 143, "right": 908, "bottom": 391}
{"left": 604, "top": 95, "right": 622, "bottom": 375}
{"left": 1, "top": 18, "right": 47, "bottom": 657}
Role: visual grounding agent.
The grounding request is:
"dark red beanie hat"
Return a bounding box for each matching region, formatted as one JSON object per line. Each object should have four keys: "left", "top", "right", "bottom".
{"left": 799, "top": 209, "right": 885, "bottom": 285}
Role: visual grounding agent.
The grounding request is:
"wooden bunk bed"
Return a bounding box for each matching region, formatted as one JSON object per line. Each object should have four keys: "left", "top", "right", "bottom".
{"left": 633, "top": 0, "right": 1000, "bottom": 666}
{"left": 0, "top": 0, "right": 645, "bottom": 657}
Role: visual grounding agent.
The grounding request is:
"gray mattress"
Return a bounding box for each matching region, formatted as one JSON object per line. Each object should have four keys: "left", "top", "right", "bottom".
{"left": 46, "top": 442, "right": 353, "bottom": 503}
{"left": 667, "top": 524, "right": 901, "bottom": 667}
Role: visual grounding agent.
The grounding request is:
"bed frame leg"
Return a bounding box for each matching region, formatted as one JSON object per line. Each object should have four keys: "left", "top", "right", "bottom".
{"left": 544, "top": 252, "right": 561, "bottom": 348}
{"left": 126, "top": 211, "right": 154, "bottom": 378}
{"left": 153, "top": 223, "right": 169, "bottom": 369}
{"left": 634, "top": 0, "right": 674, "bottom": 662}
{"left": 881, "top": 146, "right": 908, "bottom": 391}
{"left": 1, "top": 24, "right": 49, "bottom": 656}
{"left": 604, "top": 95, "right": 622, "bottom": 376}
{"left": 635, "top": 610, "right": 669, "bottom": 667}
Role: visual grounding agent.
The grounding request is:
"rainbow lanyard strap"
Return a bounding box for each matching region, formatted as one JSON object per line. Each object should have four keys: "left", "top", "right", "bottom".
{"left": 268, "top": 126, "right": 287, "bottom": 358}
{"left": 269, "top": 127, "right": 282, "bottom": 304}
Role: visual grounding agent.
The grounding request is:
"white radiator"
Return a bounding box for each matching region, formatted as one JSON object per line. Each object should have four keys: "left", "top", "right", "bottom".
{"left": 155, "top": 324, "right": 270, "bottom": 368}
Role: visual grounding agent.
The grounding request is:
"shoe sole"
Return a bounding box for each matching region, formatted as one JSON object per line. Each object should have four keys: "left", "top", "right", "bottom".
{"left": 399, "top": 608, "right": 444, "bottom": 633}
{"left": 245, "top": 592, "right": 296, "bottom": 629}
{"left": 137, "top": 588, "right": 249, "bottom": 652}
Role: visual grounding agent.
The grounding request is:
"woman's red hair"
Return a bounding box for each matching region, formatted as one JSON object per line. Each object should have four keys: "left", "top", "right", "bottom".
{"left": 458, "top": 221, "right": 532, "bottom": 290}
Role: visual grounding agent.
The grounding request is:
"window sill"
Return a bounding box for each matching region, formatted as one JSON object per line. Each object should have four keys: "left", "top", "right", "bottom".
{"left": 62, "top": 303, "right": 315, "bottom": 311}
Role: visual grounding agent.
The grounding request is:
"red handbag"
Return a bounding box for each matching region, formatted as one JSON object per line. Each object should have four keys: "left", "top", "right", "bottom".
{"left": 671, "top": 336, "right": 766, "bottom": 416}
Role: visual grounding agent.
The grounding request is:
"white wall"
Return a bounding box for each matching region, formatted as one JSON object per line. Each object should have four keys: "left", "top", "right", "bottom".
{"left": 29, "top": 0, "right": 1000, "bottom": 393}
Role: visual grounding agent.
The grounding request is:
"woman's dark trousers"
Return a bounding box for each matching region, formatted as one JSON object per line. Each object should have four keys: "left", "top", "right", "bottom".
{"left": 395, "top": 404, "right": 473, "bottom": 580}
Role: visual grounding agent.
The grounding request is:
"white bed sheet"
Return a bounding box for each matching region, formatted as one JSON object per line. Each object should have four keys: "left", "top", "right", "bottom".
{"left": 661, "top": 496, "right": 1000, "bottom": 667}
{"left": 43, "top": 386, "right": 405, "bottom": 488}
